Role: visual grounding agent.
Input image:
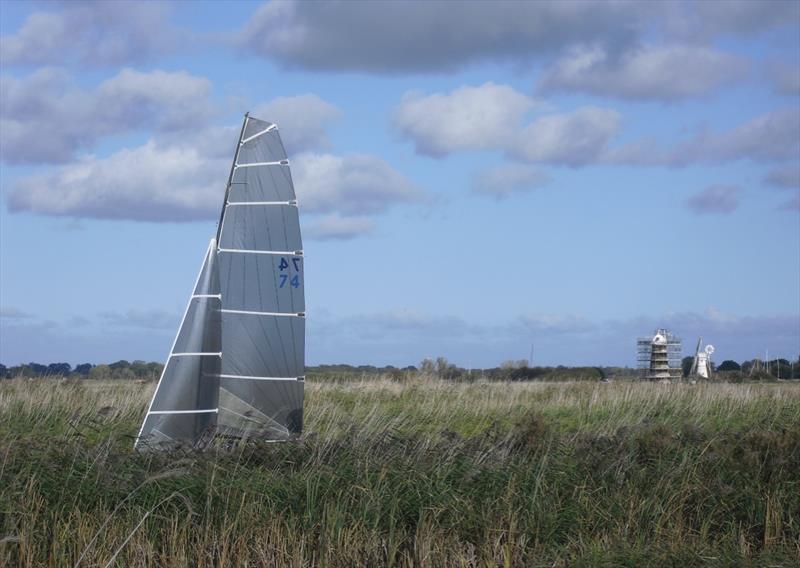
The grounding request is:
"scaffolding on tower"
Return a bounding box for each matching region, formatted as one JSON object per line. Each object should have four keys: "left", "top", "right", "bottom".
{"left": 637, "top": 329, "right": 683, "bottom": 380}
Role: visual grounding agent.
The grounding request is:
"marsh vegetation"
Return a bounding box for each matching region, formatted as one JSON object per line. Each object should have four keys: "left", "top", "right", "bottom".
{"left": 1, "top": 377, "right": 798, "bottom": 566}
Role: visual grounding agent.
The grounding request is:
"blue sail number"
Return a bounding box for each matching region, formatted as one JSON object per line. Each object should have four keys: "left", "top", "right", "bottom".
{"left": 278, "top": 257, "right": 302, "bottom": 288}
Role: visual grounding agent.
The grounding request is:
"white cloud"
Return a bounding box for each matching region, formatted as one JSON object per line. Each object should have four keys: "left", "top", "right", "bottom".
{"left": 472, "top": 164, "right": 550, "bottom": 199}
{"left": 253, "top": 94, "right": 342, "bottom": 153}
{"left": 7, "top": 94, "right": 419, "bottom": 227}
{"left": 395, "top": 83, "right": 795, "bottom": 170}
{"left": 685, "top": 185, "right": 742, "bottom": 215}
{"left": 393, "top": 83, "right": 536, "bottom": 157}
{"left": 0, "top": 2, "right": 179, "bottom": 67}
{"left": 671, "top": 108, "right": 800, "bottom": 165}
{"left": 292, "top": 152, "right": 422, "bottom": 215}
{"left": 0, "top": 68, "right": 213, "bottom": 163}
{"left": 304, "top": 214, "right": 375, "bottom": 240}
{"left": 538, "top": 44, "right": 747, "bottom": 100}
{"left": 605, "top": 108, "right": 800, "bottom": 166}
{"left": 394, "top": 83, "right": 619, "bottom": 166}
{"left": 8, "top": 138, "right": 228, "bottom": 221}
{"left": 8, "top": 145, "right": 420, "bottom": 223}
{"left": 513, "top": 106, "right": 621, "bottom": 166}
{"left": 93, "top": 69, "right": 213, "bottom": 131}
{"left": 5, "top": 77, "right": 416, "bottom": 229}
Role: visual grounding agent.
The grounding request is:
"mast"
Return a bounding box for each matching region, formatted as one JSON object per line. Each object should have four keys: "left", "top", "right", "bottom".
{"left": 217, "top": 112, "right": 249, "bottom": 243}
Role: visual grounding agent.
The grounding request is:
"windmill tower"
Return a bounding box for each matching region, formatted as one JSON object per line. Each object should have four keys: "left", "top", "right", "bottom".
{"left": 696, "top": 344, "right": 715, "bottom": 379}
{"left": 689, "top": 338, "right": 715, "bottom": 379}
{"left": 637, "top": 328, "right": 682, "bottom": 380}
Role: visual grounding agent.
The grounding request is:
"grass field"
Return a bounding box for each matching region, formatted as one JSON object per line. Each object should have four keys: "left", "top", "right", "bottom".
{"left": 1, "top": 377, "right": 799, "bottom": 566}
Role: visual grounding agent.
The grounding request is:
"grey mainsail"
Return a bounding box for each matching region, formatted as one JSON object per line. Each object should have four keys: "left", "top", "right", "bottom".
{"left": 136, "top": 114, "right": 305, "bottom": 449}
{"left": 217, "top": 116, "right": 305, "bottom": 439}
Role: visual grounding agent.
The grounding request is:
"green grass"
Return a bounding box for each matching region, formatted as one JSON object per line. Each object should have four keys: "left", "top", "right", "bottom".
{"left": 1, "top": 377, "right": 799, "bottom": 566}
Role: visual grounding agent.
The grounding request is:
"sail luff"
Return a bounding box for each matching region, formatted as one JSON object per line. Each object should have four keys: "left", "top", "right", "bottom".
{"left": 216, "top": 113, "right": 250, "bottom": 243}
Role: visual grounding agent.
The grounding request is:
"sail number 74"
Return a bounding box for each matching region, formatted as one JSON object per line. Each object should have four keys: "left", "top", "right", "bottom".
{"left": 278, "top": 257, "right": 302, "bottom": 289}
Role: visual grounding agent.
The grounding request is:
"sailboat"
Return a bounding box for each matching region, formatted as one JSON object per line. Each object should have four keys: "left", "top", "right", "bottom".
{"left": 135, "top": 113, "right": 305, "bottom": 449}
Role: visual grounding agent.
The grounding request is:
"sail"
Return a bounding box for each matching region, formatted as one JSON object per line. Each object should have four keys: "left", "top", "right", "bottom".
{"left": 136, "top": 239, "right": 221, "bottom": 448}
{"left": 216, "top": 116, "right": 305, "bottom": 439}
{"left": 135, "top": 114, "right": 305, "bottom": 449}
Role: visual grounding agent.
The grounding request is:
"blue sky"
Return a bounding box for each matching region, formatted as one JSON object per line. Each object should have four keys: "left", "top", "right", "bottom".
{"left": 1, "top": 0, "right": 798, "bottom": 368}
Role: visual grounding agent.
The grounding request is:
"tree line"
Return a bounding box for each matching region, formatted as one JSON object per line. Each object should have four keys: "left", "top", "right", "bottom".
{"left": 0, "top": 360, "right": 162, "bottom": 380}
{"left": 1, "top": 356, "right": 797, "bottom": 381}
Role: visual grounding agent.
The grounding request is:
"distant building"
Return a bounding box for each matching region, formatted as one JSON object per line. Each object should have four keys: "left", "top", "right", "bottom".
{"left": 688, "top": 339, "right": 715, "bottom": 379}
{"left": 637, "top": 329, "right": 682, "bottom": 380}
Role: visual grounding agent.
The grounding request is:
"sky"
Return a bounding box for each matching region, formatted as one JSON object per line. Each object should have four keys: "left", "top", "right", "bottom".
{"left": 0, "top": 0, "right": 798, "bottom": 369}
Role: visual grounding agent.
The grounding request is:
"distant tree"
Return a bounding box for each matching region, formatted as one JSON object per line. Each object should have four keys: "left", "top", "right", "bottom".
{"left": 46, "top": 363, "right": 72, "bottom": 376}
{"left": 769, "top": 359, "right": 792, "bottom": 379}
{"left": 89, "top": 364, "right": 112, "bottom": 380}
{"left": 146, "top": 362, "right": 163, "bottom": 378}
{"left": 28, "top": 362, "right": 47, "bottom": 375}
{"left": 501, "top": 360, "right": 529, "bottom": 369}
{"left": 130, "top": 360, "right": 150, "bottom": 377}
{"left": 113, "top": 367, "right": 137, "bottom": 380}
{"left": 741, "top": 359, "right": 758, "bottom": 375}
{"left": 435, "top": 357, "right": 462, "bottom": 380}
{"left": 386, "top": 368, "right": 406, "bottom": 381}
{"left": 717, "top": 360, "right": 741, "bottom": 372}
{"left": 74, "top": 363, "right": 93, "bottom": 376}
{"left": 0, "top": 364, "right": 7, "bottom": 378}
{"left": 108, "top": 360, "right": 130, "bottom": 371}
{"left": 9, "top": 364, "right": 33, "bottom": 377}
{"left": 419, "top": 358, "right": 435, "bottom": 374}
{"left": 681, "top": 356, "right": 695, "bottom": 377}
